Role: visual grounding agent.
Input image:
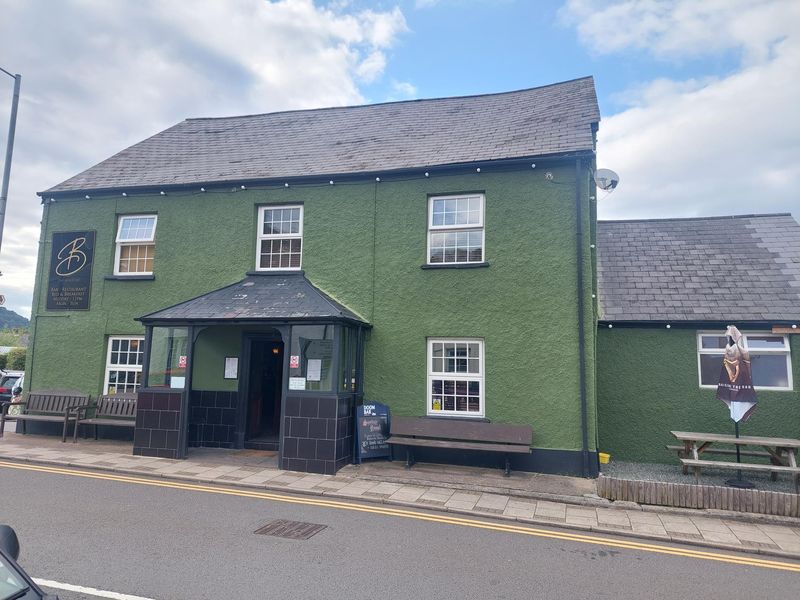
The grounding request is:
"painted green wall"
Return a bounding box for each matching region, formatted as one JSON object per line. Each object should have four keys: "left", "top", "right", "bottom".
{"left": 28, "top": 163, "right": 596, "bottom": 452}
{"left": 597, "top": 328, "right": 800, "bottom": 463}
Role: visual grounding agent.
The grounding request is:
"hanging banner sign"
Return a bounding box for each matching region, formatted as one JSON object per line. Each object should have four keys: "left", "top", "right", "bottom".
{"left": 46, "top": 231, "right": 96, "bottom": 310}
{"left": 355, "top": 402, "right": 391, "bottom": 463}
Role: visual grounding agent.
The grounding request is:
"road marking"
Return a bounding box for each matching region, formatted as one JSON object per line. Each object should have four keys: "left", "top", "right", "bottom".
{"left": 33, "top": 578, "right": 156, "bottom": 600}
{"left": 3, "top": 460, "right": 800, "bottom": 573}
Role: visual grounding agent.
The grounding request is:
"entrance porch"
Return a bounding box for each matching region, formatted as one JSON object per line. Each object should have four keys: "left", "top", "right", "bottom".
{"left": 133, "top": 272, "right": 368, "bottom": 474}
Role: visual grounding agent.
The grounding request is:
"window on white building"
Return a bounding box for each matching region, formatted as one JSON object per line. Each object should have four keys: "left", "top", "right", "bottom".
{"left": 427, "top": 194, "right": 484, "bottom": 264}
{"left": 257, "top": 205, "right": 303, "bottom": 270}
{"left": 697, "top": 332, "right": 793, "bottom": 391}
{"left": 115, "top": 215, "right": 157, "bottom": 275}
{"left": 104, "top": 336, "right": 145, "bottom": 394}
{"left": 427, "top": 338, "right": 484, "bottom": 416}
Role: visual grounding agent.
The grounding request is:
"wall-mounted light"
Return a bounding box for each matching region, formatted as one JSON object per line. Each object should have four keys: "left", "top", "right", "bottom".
{"left": 84, "top": 195, "right": 90, "bottom": 200}
{"left": 240, "top": 185, "right": 246, "bottom": 190}
{"left": 375, "top": 177, "right": 381, "bottom": 182}
{"left": 329, "top": 180, "right": 334, "bottom": 185}
{"left": 121, "top": 192, "right": 127, "bottom": 197}
{"left": 160, "top": 191, "right": 166, "bottom": 196}
{"left": 200, "top": 187, "right": 206, "bottom": 192}
{"left": 666, "top": 324, "right": 671, "bottom": 329}
{"left": 476, "top": 168, "right": 481, "bottom": 173}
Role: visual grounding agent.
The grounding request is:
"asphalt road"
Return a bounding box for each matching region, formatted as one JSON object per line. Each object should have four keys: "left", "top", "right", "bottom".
{"left": 0, "top": 463, "right": 797, "bottom": 600}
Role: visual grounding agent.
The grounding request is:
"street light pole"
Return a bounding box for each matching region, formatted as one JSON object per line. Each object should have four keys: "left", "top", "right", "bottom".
{"left": 0, "top": 67, "right": 21, "bottom": 260}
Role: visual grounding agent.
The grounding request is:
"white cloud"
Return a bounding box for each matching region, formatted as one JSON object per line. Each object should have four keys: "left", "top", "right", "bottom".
{"left": 599, "top": 36, "right": 800, "bottom": 219}
{"left": 388, "top": 80, "right": 418, "bottom": 100}
{"left": 562, "top": 0, "right": 798, "bottom": 64}
{"left": 561, "top": 0, "right": 800, "bottom": 221}
{"left": 0, "top": 0, "right": 407, "bottom": 317}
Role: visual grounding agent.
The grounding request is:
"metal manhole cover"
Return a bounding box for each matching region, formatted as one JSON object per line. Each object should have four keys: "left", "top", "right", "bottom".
{"left": 254, "top": 519, "right": 327, "bottom": 540}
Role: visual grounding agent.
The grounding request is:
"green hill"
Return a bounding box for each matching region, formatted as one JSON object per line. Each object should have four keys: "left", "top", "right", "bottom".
{"left": 0, "top": 307, "right": 29, "bottom": 329}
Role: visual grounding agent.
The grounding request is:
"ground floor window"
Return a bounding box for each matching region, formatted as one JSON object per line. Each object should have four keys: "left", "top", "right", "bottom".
{"left": 697, "top": 332, "right": 793, "bottom": 391}
{"left": 427, "top": 338, "right": 484, "bottom": 416}
{"left": 105, "top": 336, "right": 144, "bottom": 394}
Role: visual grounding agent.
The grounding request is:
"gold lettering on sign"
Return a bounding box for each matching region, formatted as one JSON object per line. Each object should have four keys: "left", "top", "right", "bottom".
{"left": 55, "top": 237, "right": 88, "bottom": 276}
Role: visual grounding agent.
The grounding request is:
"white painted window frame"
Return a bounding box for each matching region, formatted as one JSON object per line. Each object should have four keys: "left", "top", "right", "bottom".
{"left": 114, "top": 214, "right": 157, "bottom": 276}
{"left": 427, "top": 337, "right": 485, "bottom": 417}
{"left": 427, "top": 193, "right": 485, "bottom": 265}
{"left": 255, "top": 204, "right": 304, "bottom": 271}
{"left": 104, "top": 335, "right": 145, "bottom": 394}
{"left": 696, "top": 330, "right": 793, "bottom": 391}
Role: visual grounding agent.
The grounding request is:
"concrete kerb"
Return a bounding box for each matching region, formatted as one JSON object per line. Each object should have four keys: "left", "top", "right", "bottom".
{"left": 4, "top": 454, "right": 800, "bottom": 562}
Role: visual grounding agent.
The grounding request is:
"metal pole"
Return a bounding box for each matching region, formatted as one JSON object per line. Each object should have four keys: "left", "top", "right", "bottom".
{"left": 0, "top": 71, "right": 21, "bottom": 258}
{"left": 735, "top": 420, "right": 742, "bottom": 481}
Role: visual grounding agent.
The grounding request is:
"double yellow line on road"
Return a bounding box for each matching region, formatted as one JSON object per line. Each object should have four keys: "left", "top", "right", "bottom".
{"left": 2, "top": 459, "right": 799, "bottom": 573}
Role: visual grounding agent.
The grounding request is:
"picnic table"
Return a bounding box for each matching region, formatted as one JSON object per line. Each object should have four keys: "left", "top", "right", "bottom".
{"left": 669, "top": 430, "right": 800, "bottom": 492}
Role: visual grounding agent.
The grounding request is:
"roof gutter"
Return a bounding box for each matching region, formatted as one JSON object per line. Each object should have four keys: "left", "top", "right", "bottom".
{"left": 38, "top": 151, "right": 597, "bottom": 200}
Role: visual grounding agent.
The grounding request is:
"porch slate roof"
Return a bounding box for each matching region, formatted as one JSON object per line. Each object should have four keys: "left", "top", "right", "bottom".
{"left": 137, "top": 273, "right": 368, "bottom": 325}
{"left": 42, "top": 77, "right": 599, "bottom": 195}
{"left": 597, "top": 213, "right": 800, "bottom": 322}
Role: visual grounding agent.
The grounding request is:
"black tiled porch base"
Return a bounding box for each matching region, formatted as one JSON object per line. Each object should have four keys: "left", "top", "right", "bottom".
{"left": 188, "top": 390, "right": 237, "bottom": 448}
{"left": 133, "top": 390, "right": 183, "bottom": 459}
{"left": 282, "top": 395, "right": 354, "bottom": 475}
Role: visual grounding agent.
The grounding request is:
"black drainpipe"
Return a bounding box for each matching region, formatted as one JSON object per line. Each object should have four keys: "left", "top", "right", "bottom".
{"left": 575, "top": 158, "right": 590, "bottom": 477}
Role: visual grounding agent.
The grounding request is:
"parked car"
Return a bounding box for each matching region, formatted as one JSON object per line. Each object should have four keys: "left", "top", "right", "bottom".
{"left": 0, "top": 525, "right": 58, "bottom": 599}
{"left": 0, "top": 371, "right": 23, "bottom": 405}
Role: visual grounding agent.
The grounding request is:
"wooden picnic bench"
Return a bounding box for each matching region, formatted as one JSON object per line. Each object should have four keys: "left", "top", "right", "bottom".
{"left": 670, "top": 431, "right": 800, "bottom": 493}
{"left": 386, "top": 416, "right": 532, "bottom": 476}
{"left": 0, "top": 391, "right": 89, "bottom": 442}
{"left": 70, "top": 393, "right": 138, "bottom": 443}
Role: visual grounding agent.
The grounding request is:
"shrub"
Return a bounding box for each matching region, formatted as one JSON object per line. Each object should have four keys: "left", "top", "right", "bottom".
{"left": 7, "top": 347, "right": 26, "bottom": 371}
{"left": 0, "top": 354, "right": 6, "bottom": 370}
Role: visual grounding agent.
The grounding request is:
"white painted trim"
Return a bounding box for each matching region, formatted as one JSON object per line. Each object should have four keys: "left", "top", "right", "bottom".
{"left": 426, "top": 337, "right": 485, "bottom": 417}
{"left": 696, "top": 330, "right": 793, "bottom": 392}
{"left": 255, "top": 204, "right": 304, "bottom": 271}
{"left": 426, "top": 194, "right": 485, "bottom": 265}
{"left": 104, "top": 335, "right": 145, "bottom": 394}
{"left": 114, "top": 214, "right": 157, "bottom": 276}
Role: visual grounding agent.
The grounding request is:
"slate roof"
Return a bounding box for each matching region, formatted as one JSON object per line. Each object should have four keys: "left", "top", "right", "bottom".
{"left": 597, "top": 213, "right": 800, "bottom": 322}
{"left": 43, "top": 77, "right": 599, "bottom": 195}
{"left": 138, "top": 273, "right": 368, "bottom": 324}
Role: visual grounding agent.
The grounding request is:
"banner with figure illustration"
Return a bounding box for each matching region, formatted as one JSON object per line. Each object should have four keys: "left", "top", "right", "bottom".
{"left": 46, "top": 230, "right": 96, "bottom": 310}
{"left": 716, "top": 325, "right": 758, "bottom": 423}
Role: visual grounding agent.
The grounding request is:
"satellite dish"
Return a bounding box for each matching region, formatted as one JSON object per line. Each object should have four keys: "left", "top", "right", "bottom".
{"left": 594, "top": 168, "right": 620, "bottom": 191}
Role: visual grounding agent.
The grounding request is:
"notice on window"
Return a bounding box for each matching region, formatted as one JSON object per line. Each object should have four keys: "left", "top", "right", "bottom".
{"left": 224, "top": 357, "right": 238, "bottom": 379}
{"left": 306, "top": 359, "right": 322, "bottom": 381}
{"left": 289, "top": 355, "right": 300, "bottom": 369}
{"left": 170, "top": 376, "right": 185, "bottom": 389}
{"left": 178, "top": 355, "right": 187, "bottom": 368}
{"left": 289, "top": 377, "right": 306, "bottom": 390}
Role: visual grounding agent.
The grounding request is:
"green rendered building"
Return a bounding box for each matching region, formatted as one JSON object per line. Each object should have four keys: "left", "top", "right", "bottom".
{"left": 23, "top": 76, "right": 800, "bottom": 476}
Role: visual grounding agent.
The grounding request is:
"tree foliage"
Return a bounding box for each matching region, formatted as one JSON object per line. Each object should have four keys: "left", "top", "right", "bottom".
{"left": 7, "top": 347, "right": 26, "bottom": 371}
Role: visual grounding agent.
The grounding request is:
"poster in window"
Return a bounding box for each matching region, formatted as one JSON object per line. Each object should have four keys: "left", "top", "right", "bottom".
{"left": 47, "top": 231, "right": 96, "bottom": 310}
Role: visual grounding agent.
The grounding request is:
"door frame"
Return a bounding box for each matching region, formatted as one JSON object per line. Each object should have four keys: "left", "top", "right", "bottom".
{"left": 236, "top": 328, "right": 287, "bottom": 448}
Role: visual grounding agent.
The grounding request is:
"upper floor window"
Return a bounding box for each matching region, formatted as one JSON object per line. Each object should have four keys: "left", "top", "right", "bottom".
{"left": 697, "top": 332, "right": 793, "bottom": 391}
{"left": 257, "top": 205, "right": 303, "bottom": 270}
{"left": 115, "top": 215, "right": 157, "bottom": 275}
{"left": 428, "top": 338, "right": 484, "bottom": 417}
{"left": 428, "top": 194, "right": 484, "bottom": 265}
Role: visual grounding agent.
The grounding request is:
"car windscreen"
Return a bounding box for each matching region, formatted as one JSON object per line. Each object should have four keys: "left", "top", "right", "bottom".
{"left": 0, "top": 554, "right": 29, "bottom": 600}
{"left": 0, "top": 377, "right": 20, "bottom": 390}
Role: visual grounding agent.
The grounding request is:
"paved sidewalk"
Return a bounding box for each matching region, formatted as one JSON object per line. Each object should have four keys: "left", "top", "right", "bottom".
{"left": 1, "top": 433, "right": 799, "bottom": 559}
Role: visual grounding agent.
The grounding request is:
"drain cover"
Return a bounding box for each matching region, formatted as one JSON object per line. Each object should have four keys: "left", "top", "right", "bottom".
{"left": 254, "top": 519, "right": 327, "bottom": 540}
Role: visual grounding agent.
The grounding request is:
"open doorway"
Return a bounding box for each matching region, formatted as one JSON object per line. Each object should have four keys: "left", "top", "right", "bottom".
{"left": 245, "top": 339, "right": 284, "bottom": 448}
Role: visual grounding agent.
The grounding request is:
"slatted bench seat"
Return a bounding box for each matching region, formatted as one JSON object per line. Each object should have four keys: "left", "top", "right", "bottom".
{"left": 0, "top": 391, "right": 89, "bottom": 441}
{"left": 386, "top": 416, "right": 532, "bottom": 476}
{"left": 680, "top": 458, "right": 800, "bottom": 493}
{"left": 71, "top": 393, "right": 137, "bottom": 443}
{"left": 666, "top": 444, "right": 771, "bottom": 460}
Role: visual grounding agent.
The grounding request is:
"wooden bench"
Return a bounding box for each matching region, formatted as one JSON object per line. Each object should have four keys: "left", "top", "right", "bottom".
{"left": 386, "top": 416, "right": 532, "bottom": 476}
{"left": 680, "top": 458, "right": 800, "bottom": 493}
{"left": 70, "top": 393, "right": 137, "bottom": 443}
{"left": 0, "top": 391, "right": 89, "bottom": 442}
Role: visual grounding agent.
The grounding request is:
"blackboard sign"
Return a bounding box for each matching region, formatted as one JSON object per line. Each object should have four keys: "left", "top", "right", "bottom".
{"left": 47, "top": 230, "right": 95, "bottom": 311}
{"left": 355, "top": 402, "right": 391, "bottom": 462}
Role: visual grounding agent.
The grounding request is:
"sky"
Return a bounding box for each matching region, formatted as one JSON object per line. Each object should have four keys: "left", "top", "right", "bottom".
{"left": 0, "top": 0, "right": 798, "bottom": 318}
